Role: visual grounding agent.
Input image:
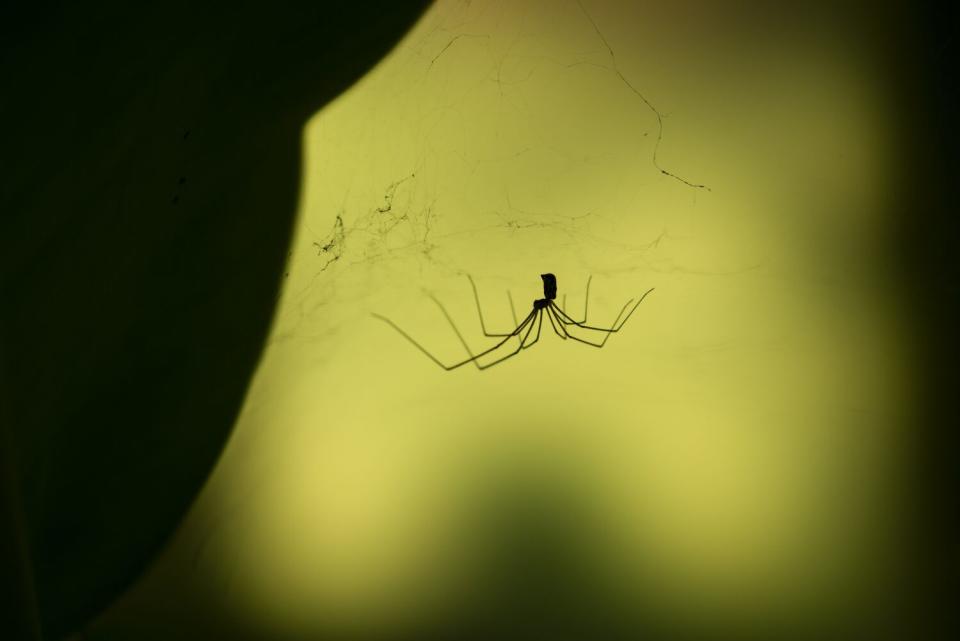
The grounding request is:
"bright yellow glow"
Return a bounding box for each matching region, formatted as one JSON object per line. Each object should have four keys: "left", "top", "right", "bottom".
{"left": 144, "top": 1, "right": 915, "bottom": 637}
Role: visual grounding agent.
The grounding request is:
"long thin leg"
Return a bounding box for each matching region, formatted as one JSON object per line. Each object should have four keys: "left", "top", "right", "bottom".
{"left": 372, "top": 308, "right": 535, "bottom": 371}
{"left": 521, "top": 309, "right": 543, "bottom": 350}
{"left": 560, "top": 276, "right": 592, "bottom": 323}
{"left": 475, "top": 311, "right": 540, "bottom": 370}
{"left": 545, "top": 305, "right": 567, "bottom": 340}
{"left": 576, "top": 275, "right": 593, "bottom": 324}
{"left": 468, "top": 274, "right": 517, "bottom": 337}
{"left": 433, "top": 295, "right": 534, "bottom": 369}
{"left": 547, "top": 301, "right": 630, "bottom": 348}
{"left": 547, "top": 305, "right": 586, "bottom": 345}
{"left": 551, "top": 287, "right": 654, "bottom": 333}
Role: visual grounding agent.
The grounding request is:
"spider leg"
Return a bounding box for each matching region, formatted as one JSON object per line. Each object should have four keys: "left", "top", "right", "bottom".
{"left": 468, "top": 274, "right": 518, "bottom": 337}
{"left": 545, "top": 304, "right": 567, "bottom": 339}
{"left": 432, "top": 295, "right": 536, "bottom": 369}
{"left": 475, "top": 310, "right": 540, "bottom": 370}
{"left": 547, "top": 305, "right": 593, "bottom": 346}
{"left": 508, "top": 290, "right": 519, "bottom": 326}
{"left": 372, "top": 308, "right": 535, "bottom": 371}
{"left": 521, "top": 308, "right": 543, "bottom": 350}
{"left": 547, "top": 300, "right": 630, "bottom": 348}
{"left": 577, "top": 275, "right": 593, "bottom": 324}
{"left": 561, "top": 275, "right": 591, "bottom": 323}
{"left": 551, "top": 287, "right": 654, "bottom": 333}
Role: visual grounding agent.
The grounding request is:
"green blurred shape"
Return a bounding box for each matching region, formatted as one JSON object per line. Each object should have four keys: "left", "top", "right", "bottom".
{"left": 0, "top": 1, "right": 431, "bottom": 638}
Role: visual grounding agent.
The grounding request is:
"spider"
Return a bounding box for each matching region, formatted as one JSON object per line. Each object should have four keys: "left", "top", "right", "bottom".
{"left": 372, "top": 274, "right": 654, "bottom": 371}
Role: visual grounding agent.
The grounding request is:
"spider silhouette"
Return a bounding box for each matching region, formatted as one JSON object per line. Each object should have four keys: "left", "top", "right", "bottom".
{"left": 372, "top": 274, "right": 654, "bottom": 371}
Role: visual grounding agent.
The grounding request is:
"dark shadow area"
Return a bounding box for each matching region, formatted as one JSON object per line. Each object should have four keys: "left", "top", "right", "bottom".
{"left": 893, "top": 2, "right": 960, "bottom": 639}
{"left": 0, "top": 2, "right": 430, "bottom": 638}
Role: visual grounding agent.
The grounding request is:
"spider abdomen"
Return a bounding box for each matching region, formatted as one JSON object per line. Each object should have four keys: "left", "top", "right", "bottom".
{"left": 541, "top": 273, "right": 557, "bottom": 300}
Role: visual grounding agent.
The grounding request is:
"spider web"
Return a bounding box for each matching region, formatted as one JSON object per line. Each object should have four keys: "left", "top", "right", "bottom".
{"left": 268, "top": 0, "right": 738, "bottom": 348}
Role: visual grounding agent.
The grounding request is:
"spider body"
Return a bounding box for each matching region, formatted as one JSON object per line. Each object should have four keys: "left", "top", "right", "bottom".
{"left": 373, "top": 274, "right": 653, "bottom": 371}
{"left": 534, "top": 272, "right": 557, "bottom": 309}
{"left": 541, "top": 273, "right": 558, "bottom": 300}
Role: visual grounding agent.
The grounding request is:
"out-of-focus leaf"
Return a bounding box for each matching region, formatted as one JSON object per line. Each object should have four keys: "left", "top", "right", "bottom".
{"left": 0, "top": 2, "right": 431, "bottom": 638}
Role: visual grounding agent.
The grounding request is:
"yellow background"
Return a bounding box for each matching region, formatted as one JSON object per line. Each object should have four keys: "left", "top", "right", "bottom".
{"left": 95, "top": 1, "right": 916, "bottom": 638}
